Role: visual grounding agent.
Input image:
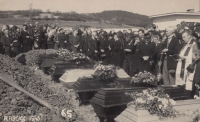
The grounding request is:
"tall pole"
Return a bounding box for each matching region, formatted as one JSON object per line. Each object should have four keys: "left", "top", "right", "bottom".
{"left": 29, "top": 3, "right": 33, "bottom": 23}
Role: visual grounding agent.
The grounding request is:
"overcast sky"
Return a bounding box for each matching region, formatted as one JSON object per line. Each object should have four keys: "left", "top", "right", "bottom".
{"left": 0, "top": 0, "right": 199, "bottom": 16}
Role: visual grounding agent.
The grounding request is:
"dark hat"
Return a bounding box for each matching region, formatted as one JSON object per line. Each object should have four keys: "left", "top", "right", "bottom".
{"left": 101, "top": 31, "right": 107, "bottom": 37}
{"left": 152, "top": 24, "right": 156, "bottom": 29}
{"left": 194, "top": 22, "right": 200, "bottom": 27}
{"left": 117, "top": 31, "right": 123, "bottom": 38}
{"left": 108, "top": 33, "right": 113, "bottom": 38}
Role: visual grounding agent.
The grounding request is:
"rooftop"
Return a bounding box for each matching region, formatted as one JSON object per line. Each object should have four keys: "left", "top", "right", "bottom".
{"left": 149, "top": 12, "right": 200, "bottom": 18}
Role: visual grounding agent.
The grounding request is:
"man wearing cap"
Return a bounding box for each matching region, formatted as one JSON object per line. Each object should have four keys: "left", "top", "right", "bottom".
{"left": 1, "top": 29, "right": 12, "bottom": 56}
{"left": 161, "top": 26, "right": 180, "bottom": 85}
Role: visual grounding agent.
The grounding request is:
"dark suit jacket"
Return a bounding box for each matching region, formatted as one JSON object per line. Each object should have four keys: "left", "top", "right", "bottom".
{"left": 21, "top": 30, "right": 30, "bottom": 44}
{"left": 1, "top": 35, "right": 11, "bottom": 47}
{"left": 69, "top": 35, "right": 80, "bottom": 46}
{"left": 162, "top": 36, "right": 180, "bottom": 70}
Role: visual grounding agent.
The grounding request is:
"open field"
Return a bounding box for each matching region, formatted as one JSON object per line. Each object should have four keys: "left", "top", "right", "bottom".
{"left": 0, "top": 18, "right": 142, "bottom": 30}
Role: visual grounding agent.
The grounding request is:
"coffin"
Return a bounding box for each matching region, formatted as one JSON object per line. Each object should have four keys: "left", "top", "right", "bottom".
{"left": 59, "top": 69, "right": 95, "bottom": 88}
{"left": 90, "top": 87, "right": 147, "bottom": 122}
{"left": 158, "top": 85, "right": 188, "bottom": 100}
{"left": 90, "top": 86, "right": 188, "bottom": 122}
{"left": 50, "top": 62, "right": 95, "bottom": 82}
{"left": 64, "top": 68, "right": 130, "bottom": 89}
{"left": 72, "top": 77, "right": 132, "bottom": 104}
{"left": 115, "top": 99, "right": 200, "bottom": 122}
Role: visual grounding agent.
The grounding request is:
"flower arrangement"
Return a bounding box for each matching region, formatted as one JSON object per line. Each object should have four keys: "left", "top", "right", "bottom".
{"left": 193, "top": 114, "right": 200, "bottom": 122}
{"left": 56, "top": 49, "right": 88, "bottom": 63}
{"left": 130, "top": 71, "right": 157, "bottom": 87}
{"left": 125, "top": 88, "right": 177, "bottom": 119}
{"left": 92, "top": 64, "right": 118, "bottom": 81}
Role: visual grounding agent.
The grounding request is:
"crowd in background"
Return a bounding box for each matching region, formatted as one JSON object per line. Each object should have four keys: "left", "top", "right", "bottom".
{"left": 0, "top": 21, "right": 200, "bottom": 91}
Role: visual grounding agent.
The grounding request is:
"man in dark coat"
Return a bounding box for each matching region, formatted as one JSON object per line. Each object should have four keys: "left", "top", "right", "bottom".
{"left": 21, "top": 25, "right": 31, "bottom": 52}
{"left": 161, "top": 26, "right": 180, "bottom": 85}
{"left": 69, "top": 29, "right": 80, "bottom": 53}
{"left": 79, "top": 30, "right": 88, "bottom": 54}
{"left": 111, "top": 32, "right": 125, "bottom": 67}
{"left": 137, "top": 35, "right": 156, "bottom": 73}
{"left": 57, "top": 29, "right": 67, "bottom": 49}
{"left": 85, "top": 33, "right": 96, "bottom": 60}
{"left": 99, "top": 31, "right": 107, "bottom": 61}
{"left": 47, "top": 25, "right": 56, "bottom": 49}
{"left": 40, "top": 26, "right": 48, "bottom": 49}
{"left": 123, "top": 34, "right": 138, "bottom": 76}
{"left": 93, "top": 31, "right": 101, "bottom": 61}
{"left": 10, "top": 38, "right": 20, "bottom": 57}
{"left": 0, "top": 31, "right": 5, "bottom": 54}
{"left": 1, "top": 29, "right": 12, "bottom": 57}
{"left": 64, "top": 30, "right": 71, "bottom": 51}
{"left": 103, "top": 34, "right": 114, "bottom": 64}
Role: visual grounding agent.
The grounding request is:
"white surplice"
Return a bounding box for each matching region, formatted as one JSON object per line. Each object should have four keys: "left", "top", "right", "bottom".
{"left": 175, "top": 40, "right": 196, "bottom": 90}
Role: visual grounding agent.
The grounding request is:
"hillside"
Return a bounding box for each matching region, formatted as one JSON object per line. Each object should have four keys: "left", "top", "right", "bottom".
{"left": 0, "top": 10, "right": 151, "bottom": 28}
{"left": 91, "top": 10, "right": 151, "bottom": 27}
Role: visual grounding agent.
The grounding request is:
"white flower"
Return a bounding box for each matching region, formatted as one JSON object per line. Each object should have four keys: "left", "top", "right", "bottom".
{"left": 166, "top": 94, "right": 170, "bottom": 98}
{"left": 161, "top": 98, "right": 169, "bottom": 105}
{"left": 163, "top": 104, "right": 168, "bottom": 108}
{"left": 143, "top": 90, "right": 148, "bottom": 95}
{"left": 147, "top": 95, "right": 154, "bottom": 101}
{"left": 169, "top": 99, "right": 176, "bottom": 105}
{"left": 136, "top": 98, "right": 145, "bottom": 103}
{"left": 158, "top": 104, "right": 162, "bottom": 109}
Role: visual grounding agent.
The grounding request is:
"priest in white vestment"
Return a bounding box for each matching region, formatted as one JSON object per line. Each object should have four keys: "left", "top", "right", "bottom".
{"left": 175, "top": 31, "right": 197, "bottom": 91}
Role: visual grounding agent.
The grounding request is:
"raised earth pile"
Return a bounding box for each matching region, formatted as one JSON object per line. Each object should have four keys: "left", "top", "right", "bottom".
{"left": 0, "top": 79, "right": 52, "bottom": 121}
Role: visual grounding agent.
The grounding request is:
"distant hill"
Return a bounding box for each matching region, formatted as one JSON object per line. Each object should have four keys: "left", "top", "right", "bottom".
{"left": 91, "top": 10, "right": 151, "bottom": 27}
{"left": 0, "top": 10, "right": 151, "bottom": 28}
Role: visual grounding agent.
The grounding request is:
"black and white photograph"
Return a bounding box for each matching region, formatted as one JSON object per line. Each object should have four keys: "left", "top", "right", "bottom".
{"left": 0, "top": 0, "right": 200, "bottom": 121}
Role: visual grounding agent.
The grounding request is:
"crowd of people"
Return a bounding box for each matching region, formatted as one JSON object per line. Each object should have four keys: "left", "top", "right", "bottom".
{"left": 0, "top": 21, "right": 200, "bottom": 96}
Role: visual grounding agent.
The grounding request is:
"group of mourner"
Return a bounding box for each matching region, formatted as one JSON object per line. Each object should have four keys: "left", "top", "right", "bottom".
{"left": 0, "top": 21, "right": 200, "bottom": 97}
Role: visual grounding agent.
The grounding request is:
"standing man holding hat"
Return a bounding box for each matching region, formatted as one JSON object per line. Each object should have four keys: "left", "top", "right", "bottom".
{"left": 161, "top": 26, "right": 180, "bottom": 85}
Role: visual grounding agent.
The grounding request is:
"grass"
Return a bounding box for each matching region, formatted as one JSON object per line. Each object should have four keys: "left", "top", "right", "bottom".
{"left": 0, "top": 18, "right": 142, "bottom": 30}
{"left": 32, "top": 66, "right": 99, "bottom": 122}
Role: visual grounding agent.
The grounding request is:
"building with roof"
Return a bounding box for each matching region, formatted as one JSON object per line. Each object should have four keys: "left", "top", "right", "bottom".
{"left": 149, "top": 10, "right": 200, "bottom": 30}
